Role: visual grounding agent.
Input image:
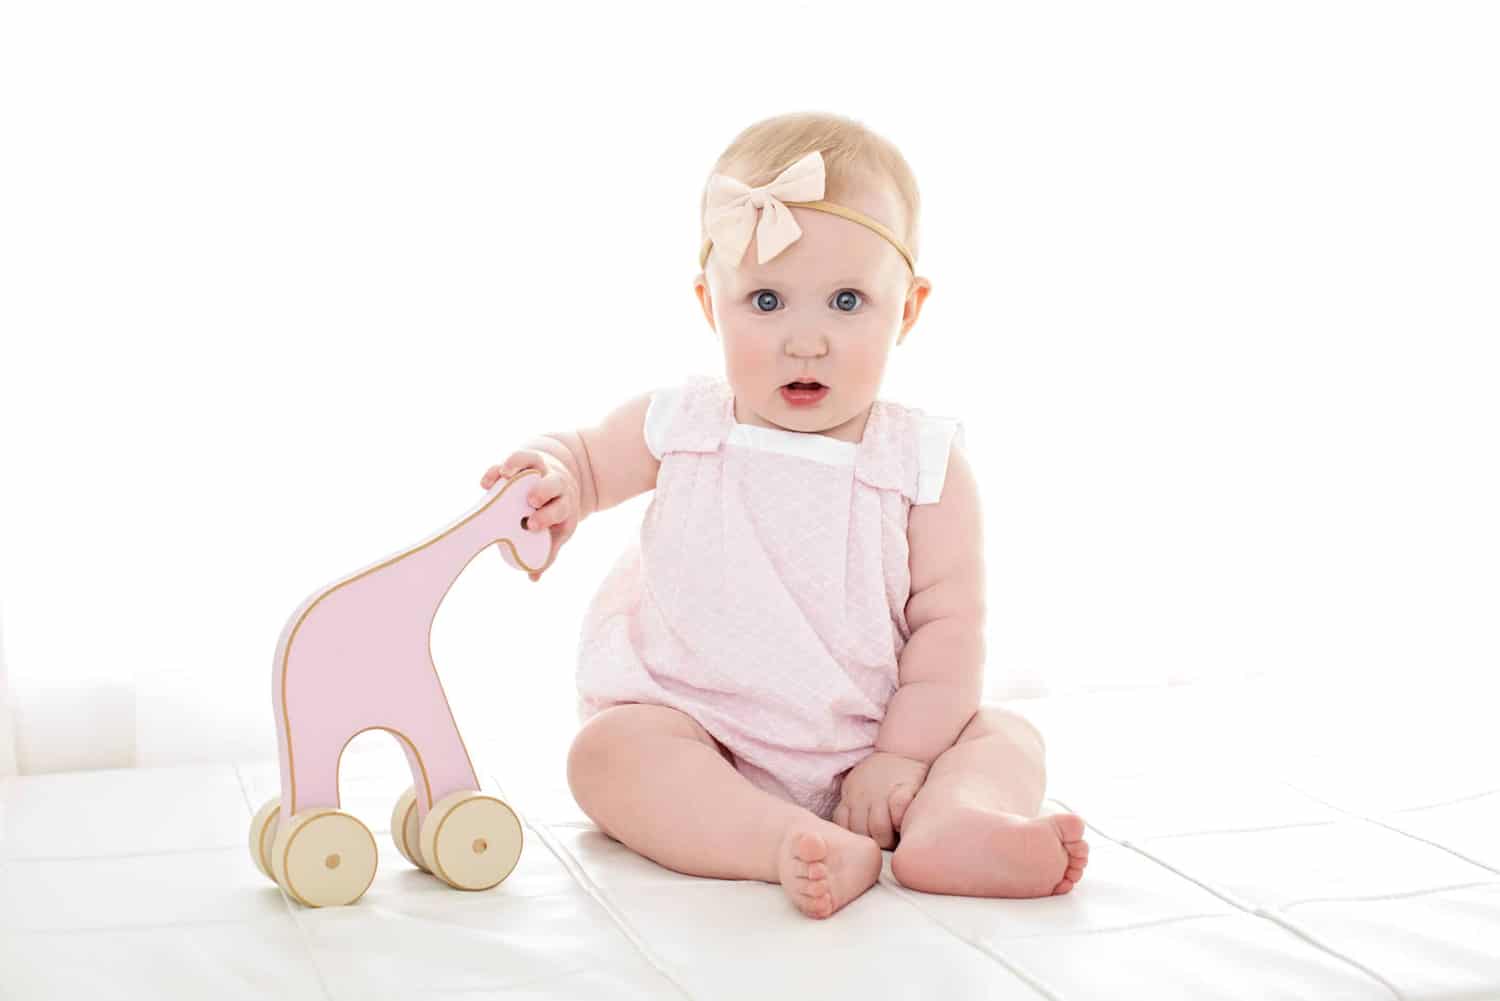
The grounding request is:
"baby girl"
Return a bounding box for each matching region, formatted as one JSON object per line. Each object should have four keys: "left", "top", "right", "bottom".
{"left": 480, "top": 112, "right": 1089, "bottom": 919}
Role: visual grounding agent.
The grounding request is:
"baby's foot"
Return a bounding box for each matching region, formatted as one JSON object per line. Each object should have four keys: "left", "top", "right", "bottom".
{"left": 1050, "top": 814, "right": 1091, "bottom": 894}
{"left": 892, "top": 805, "right": 1090, "bottom": 898}
{"left": 776, "top": 826, "right": 882, "bottom": 919}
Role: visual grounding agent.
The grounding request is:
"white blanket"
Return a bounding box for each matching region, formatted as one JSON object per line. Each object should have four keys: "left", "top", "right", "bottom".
{"left": 3, "top": 675, "right": 1497, "bottom": 999}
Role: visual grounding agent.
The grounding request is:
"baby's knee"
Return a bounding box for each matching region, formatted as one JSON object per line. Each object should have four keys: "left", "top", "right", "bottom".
{"left": 972, "top": 705, "right": 1047, "bottom": 761}
{"left": 566, "top": 702, "right": 705, "bottom": 791}
{"left": 567, "top": 707, "right": 641, "bottom": 835}
{"left": 566, "top": 706, "right": 631, "bottom": 792}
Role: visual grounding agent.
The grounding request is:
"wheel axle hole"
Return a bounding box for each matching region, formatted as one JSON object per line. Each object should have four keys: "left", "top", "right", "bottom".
{"left": 473, "top": 838, "right": 488, "bottom": 855}
{"left": 325, "top": 853, "right": 342, "bottom": 870}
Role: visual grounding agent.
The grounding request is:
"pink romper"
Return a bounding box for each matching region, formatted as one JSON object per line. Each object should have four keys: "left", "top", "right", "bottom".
{"left": 575, "top": 373, "right": 965, "bottom": 821}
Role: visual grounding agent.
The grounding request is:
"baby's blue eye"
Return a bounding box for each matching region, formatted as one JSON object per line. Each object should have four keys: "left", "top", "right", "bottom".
{"left": 749, "top": 289, "right": 865, "bottom": 313}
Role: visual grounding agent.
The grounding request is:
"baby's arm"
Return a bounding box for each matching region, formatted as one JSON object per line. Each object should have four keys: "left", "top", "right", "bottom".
{"left": 484, "top": 392, "right": 662, "bottom": 580}
{"left": 576, "top": 391, "right": 664, "bottom": 517}
{"left": 514, "top": 391, "right": 663, "bottom": 524}
{"left": 873, "top": 444, "right": 987, "bottom": 765}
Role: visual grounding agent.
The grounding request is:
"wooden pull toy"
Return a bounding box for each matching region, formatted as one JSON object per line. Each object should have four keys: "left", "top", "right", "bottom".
{"left": 248, "top": 471, "right": 549, "bottom": 907}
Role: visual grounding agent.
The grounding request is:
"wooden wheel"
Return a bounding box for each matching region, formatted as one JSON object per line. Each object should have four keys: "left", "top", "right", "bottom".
{"left": 248, "top": 797, "right": 282, "bottom": 883}
{"left": 390, "top": 786, "right": 431, "bottom": 873}
{"left": 418, "top": 791, "right": 523, "bottom": 891}
{"left": 270, "top": 808, "right": 378, "bottom": 907}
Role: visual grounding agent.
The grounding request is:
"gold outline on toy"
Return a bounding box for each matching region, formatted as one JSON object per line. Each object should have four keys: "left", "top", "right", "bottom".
{"left": 281, "top": 470, "right": 544, "bottom": 815}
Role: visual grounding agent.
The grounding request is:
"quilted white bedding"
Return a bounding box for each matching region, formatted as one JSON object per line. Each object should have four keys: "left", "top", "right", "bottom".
{"left": 3, "top": 674, "right": 1497, "bottom": 1000}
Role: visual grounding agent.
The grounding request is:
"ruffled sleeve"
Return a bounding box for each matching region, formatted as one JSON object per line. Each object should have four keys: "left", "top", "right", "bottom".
{"left": 913, "top": 415, "right": 965, "bottom": 506}
{"left": 643, "top": 374, "right": 733, "bottom": 459}
{"left": 643, "top": 386, "right": 680, "bottom": 460}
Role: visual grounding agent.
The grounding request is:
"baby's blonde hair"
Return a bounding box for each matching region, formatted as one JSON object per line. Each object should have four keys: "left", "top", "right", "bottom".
{"left": 699, "top": 111, "right": 922, "bottom": 266}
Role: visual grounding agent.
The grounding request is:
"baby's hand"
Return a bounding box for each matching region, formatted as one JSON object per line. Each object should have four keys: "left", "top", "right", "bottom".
{"left": 479, "top": 448, "right": 581, "bottom": 582}
{"left": 834, "top": 751, "right": 930, "bottom": 850}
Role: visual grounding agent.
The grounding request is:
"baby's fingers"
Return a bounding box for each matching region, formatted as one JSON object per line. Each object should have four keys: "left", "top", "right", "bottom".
{"left": 482, "top": 449, "right": 553, "bottom": 489}
{"left": 889, "top": 784, "right": 918, "bottom": 832}
{"left": 522, "top": 492, "right": 573, "bottom": 534}
{"left": 843, "top": 797, "right": 871, "bottom": 840}
{"left": 523, "top": 471, "right": 566, "bottom": 512}
{"left": 867, "top": 800, "right": 895, "bottom": 850}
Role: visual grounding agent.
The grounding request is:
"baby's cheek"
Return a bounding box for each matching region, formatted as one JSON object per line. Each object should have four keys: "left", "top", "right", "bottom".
{"left": 841, "top": 337, "right": 893, "bottom": 388}
{"left": 722, "top": 332, "right": 777, "bottom": 382}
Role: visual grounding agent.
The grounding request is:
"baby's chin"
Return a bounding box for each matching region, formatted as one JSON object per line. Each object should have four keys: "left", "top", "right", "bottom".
{"left": 769, "top": 392, "right": 873, "bottom": 440}
{"left": 769, "top": 392, "right": 833, "bottom": 428}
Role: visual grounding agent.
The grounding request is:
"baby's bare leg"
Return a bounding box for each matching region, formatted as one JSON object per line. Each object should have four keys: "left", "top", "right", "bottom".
{"left": 567, "top": 702, "right": 881, "bottom": 918}
{"left": 891, "top": 706, "right": 1089, "bottom": 898}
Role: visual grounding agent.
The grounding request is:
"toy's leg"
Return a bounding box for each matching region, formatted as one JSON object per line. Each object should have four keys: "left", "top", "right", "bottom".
{"left": 281, "top": 722, "right": 348, "bottom": 822}
{"left": 399, "top": 680, "right": 482, "bottom": 824}
{"left": 395, "top": 730, "right": 426, "bottom": 794}
{"left": 391, "top": 677, "right": 523, "bottom": 892}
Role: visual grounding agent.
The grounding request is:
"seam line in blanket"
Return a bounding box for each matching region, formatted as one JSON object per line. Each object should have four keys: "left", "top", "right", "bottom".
{"left": 3, "top": 917, "right": 315, "bottom": 937}
{"left": 520, "top": 811, "right": 696, "bottom": 1000}
{"left": 1051, "top": 798, "right": 1408, "bottom": 1001}
{"left": 1255, "top": 910, "right": 1412, "bottom": 1000}
{"left": 876, "top": 873, "right": 1060, "bottom": 1001}
{"left": 1135, "top": 818, "right": 1342, "bottom": 841}
{"left": 1280, "top": 879, "right": 1500, "bottom": 911}
{"left": 976, "top": 911, "right": 1237, "bottom": 942}
{"left": 1274, "top": 779, "right": 1500, "bottom": 878}
{"left": 10, "top": 847, "right": 265, "bottom": 862}
{"left": 1384, "top": 784, "right": 1500, "bottom": 814}
{"left": 233, "top": 764, "right": 336, "bottom": 1001}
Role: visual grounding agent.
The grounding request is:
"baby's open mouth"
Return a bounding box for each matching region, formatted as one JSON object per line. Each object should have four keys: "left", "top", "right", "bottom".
{"left": 784, "top": 381, "right": 825, "bottom": 390}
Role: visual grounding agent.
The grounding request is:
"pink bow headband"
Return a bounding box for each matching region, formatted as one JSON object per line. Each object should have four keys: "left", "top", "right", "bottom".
{"left": 699, "top": 150, "right": 916, "bottom": 273}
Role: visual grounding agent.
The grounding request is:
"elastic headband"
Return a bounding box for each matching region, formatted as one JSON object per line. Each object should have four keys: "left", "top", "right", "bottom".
{"left": 699, "top": 150, "right": 916, "bottom": 274}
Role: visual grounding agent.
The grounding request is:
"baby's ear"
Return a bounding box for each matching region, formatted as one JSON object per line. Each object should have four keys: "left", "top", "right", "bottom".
{"left": 900, "top": 277, "right": 933, "bottom": 338}
{"left": 693, "top": 274, "right": 718, "bottom": 334}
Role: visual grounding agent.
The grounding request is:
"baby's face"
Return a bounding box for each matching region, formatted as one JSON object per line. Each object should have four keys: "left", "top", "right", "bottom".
{"left": 694, "top": 181, "right": 930, "bottom": 441}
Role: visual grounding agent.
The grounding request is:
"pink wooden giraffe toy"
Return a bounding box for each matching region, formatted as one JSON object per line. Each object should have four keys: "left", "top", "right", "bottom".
{"left": 248, "top": 470, "right": 550, "bottom": 907}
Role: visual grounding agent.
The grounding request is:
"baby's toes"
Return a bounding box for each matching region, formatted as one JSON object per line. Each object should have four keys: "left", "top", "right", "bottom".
{"left": 794, "top": 832, "right": 829, "bottom": 865}
{"left": 796, "top": 878, "right": 829, "bottom": 904}
{"left": 1059, "top": 838, "right": 1090, "bottom": 891}
{"left": 796, "top": 874, "right": 833, "bottom": 915}
{"left": 801, "top": 865, "right": 832, "bottom": 903}
{"left": 803, "top": 891, "right": 834, "bottom": 919}
{"left": 1047, "top": 812, "right": 1087, "bottom": 845}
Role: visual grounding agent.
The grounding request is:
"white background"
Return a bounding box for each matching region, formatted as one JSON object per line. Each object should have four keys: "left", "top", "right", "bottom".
{"left": 1, "top": 1, "right": 1496, "bottom": 774}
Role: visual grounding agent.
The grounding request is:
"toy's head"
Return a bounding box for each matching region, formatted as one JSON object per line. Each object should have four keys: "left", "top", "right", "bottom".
{"left": 487, "top": 470, "right": 553, "bottom": 574}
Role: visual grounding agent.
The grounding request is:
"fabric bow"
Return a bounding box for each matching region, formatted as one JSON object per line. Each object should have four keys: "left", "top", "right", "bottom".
{"left": 703, "top": 149, "right": 826, "bottom": 266}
